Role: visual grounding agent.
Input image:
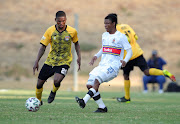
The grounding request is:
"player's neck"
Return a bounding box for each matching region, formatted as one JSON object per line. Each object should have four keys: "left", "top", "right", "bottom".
{"left": 56, "top": 25, "right": 67, "bottom": 33}
{"left": 109, "top": 29, "right": 117, "bottom": 34}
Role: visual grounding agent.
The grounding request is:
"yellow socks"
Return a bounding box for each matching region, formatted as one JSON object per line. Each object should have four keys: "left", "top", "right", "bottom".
{"left": 52, "top": 83, "right": 60, "bottom": 93}
{"left": 149, "top": 68, "right": 163, "bottom": 76}
{"left": 36, "top": 87, "right": 43, "bottom": 101}
{"left": 124, "top": 80, "right": 130, "bottom": 99}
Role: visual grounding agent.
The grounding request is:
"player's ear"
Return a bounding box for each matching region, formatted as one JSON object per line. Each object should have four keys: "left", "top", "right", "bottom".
{"left": 55, "top": 18, "right": 57, "bottom": 22}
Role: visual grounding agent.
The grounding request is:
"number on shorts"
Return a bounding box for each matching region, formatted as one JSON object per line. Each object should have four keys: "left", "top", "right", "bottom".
{"left": 107, "top": 67, "right": 114, "bottom": 74}
{"left": 61, "top": 68, "right": 67, "bottom": 75}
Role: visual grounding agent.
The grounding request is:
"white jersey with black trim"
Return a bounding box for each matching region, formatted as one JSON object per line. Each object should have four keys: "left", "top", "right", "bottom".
{"left": 99, "top": 30, "right": 131, "bottom": 72}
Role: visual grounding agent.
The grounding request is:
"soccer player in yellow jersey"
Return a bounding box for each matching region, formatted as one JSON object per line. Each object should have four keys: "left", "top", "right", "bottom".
{"left": 108, "top": 14, "right": 176, "bottom": 103}
{"left": 33, "top": 11, "right": 81, "bottom": 105}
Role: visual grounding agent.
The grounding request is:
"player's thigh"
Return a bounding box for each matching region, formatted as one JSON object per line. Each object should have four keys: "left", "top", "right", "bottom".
{"left": 54, "top": 65, "right": 70, "bottom": 82}
{"left": 38, "top": 64, "right": 55, "bottom": 81}
{"left": 136, "top": 55, "right": 148, "bottom": 72}
{"left": 122, "top": 60, "right": 134, "bottom": 76}
{"left": 90, "top": 65, "right": 118, "bottom": 83}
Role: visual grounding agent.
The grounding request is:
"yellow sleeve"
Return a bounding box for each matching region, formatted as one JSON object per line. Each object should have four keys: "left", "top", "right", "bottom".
{"left": 40, "top": 28, "right": 51, "bottom": 46}
{"left": 72, "top": 30, "right": 78, "bottom": 43}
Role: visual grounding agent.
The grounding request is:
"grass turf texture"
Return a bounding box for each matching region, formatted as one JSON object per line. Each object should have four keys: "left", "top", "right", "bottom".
{"left": 0, "top": 90, "right": 180, "bottom": 124}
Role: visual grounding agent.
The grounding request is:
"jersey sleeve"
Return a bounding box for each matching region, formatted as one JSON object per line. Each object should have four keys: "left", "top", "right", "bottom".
{"left": 121, "top": 34, "right": 131, "bottom": 50}
{"left": 40, "top": 28, "right": 51, "bottom": 46}
{"left": 72, "top": 30, "right": 78, "bottom": 43}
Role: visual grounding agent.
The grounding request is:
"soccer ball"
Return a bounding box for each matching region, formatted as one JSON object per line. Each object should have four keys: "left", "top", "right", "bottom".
{"left": 25, "top": 97, "right": 41, "bottom": 112}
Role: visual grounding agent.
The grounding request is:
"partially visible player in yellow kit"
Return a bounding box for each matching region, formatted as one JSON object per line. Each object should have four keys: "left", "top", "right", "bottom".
{"left": 33, "top": 11, "right": 81, "bottom": 105}
{"left": 108, "top": 14, "right": 176, "bottom": 103}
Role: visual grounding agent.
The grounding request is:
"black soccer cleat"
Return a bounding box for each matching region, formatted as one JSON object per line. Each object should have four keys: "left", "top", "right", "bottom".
{"left": 48, "top": 91, "right": 56, "bottom": 103}
{"left": 117, "top": 96, "right": 130, "bottom": 103}
{"left": 40, "top": 101, "right": 43, "bottom": 106}
{"left": 75, "top": 96, "right": 86, "bottom": 109}
{"left": 94, "top": 107, "right": 108, "bottom": 113}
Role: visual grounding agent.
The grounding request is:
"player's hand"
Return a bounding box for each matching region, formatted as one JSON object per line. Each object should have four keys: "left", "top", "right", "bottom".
{"left": 77, "top": 57, "right": 81, "bottom": 71}
{"left": 120, "top": 60, "right": 127, "bottom": 67}
{"left": 89, "top": 56, "right": 97, "bottom": 66}
{"left": 33, "top": 61, "right": 39, "bottom": 75}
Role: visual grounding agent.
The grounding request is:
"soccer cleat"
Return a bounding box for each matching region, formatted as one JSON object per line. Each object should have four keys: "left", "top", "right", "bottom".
{"left": 75, "top": 96, "right": 86, "bottom": 109}
{"left": 117, "top": 96, "right": 130, "bottom": 103}
{"left": 94, "top": 107, "right": 108, "bottom": 113}
{"left": 48, "top": 91, "right": 56, "bottom": 103}
{"left": 163, "top": 70, "right": 176, "bottom": 82}
{"left": 40, "top": 101, "right": 43, "bottom": 106}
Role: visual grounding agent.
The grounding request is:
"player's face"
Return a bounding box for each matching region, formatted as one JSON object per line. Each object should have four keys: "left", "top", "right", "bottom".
{"left": 55, "top": 16, "right": 67, "bottom": 29}
{"left": 104, "top": 19, "right": 115, "bottom": 32}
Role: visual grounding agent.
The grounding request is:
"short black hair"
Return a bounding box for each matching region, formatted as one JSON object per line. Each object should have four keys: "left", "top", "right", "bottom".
{"left": 56, "top": 11, "right": 66, "bottom": 18}
{"left": 108, "top": 13, "right": 118, "bottom": 23}
{"left": 105, "top": 14, "right": 117, "bottom": 25}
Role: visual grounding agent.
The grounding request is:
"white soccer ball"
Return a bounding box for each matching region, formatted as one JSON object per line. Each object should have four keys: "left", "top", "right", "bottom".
{"left": 25, "top": 97, "right": 41, "bottom": 112}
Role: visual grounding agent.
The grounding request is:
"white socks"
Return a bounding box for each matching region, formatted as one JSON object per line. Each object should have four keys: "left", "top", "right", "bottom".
{"left": 83, "top": 88, "right": 96, "bottom": 104}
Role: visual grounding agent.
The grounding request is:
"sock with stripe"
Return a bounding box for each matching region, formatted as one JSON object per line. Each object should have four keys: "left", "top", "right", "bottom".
{"left": 83, "top": 88, "right": 96, "bottom": 104}
{"left": 93, "top": 92, "right": 106, "bottom": 109}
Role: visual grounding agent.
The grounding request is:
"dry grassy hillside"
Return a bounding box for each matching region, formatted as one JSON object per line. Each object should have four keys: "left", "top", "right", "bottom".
{"left": 0, "top": 0, "right": 180, "bottom": 84}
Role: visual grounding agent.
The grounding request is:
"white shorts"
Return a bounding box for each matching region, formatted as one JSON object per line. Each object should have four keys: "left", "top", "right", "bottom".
{"left": 86, "top": 65, "right": 118, "bottom": 86}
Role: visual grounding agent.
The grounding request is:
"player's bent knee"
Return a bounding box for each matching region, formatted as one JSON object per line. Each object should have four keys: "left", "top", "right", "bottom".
{"left": 54, "top": 82, "right": 60, "bottom": 87}
{"left": 86, "top": 85, "right": 92, "bottom": 89}
{"left": 37, "top": 84, "right": 43, "bottom": 89}
{"left": 37, "top": 79, "right": 46, "bottom": 89}
{"left": 144, "top": 69, "right": 150, "bottom": 76}
{"left": 95, "top": 76, "right": 103, "bottom": 84}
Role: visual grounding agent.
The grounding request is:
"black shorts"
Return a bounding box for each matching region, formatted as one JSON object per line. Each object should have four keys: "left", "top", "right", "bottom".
{"left": 122, "top": 55, "right": 148, "bottom": 76}
{"left": 38, "top": 64, "right": 69, "bottom": 80}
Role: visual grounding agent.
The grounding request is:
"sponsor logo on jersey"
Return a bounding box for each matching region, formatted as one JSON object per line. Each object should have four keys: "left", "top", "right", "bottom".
{"left": 65, "top": 36, "right": 70, "bottom": 41}
{"left": 103, "top": 48, "right": 112, "bottom": 52}
{"left": 103, "top": 46, "right": 122, "bottom": 56}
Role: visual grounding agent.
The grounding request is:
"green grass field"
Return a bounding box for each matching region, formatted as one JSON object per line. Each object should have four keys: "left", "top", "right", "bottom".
{"left": 0, "top": 90, "right": 180, "bottom": 124}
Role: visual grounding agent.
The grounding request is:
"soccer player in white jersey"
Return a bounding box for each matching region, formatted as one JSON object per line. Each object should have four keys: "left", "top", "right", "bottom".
{"left": 75, "top": 14, "right": 132, "bottom": 113}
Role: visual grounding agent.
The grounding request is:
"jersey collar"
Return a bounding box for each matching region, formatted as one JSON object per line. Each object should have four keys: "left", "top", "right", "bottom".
{"left": 55, "top": 25, "right": 67, "bottom": 33}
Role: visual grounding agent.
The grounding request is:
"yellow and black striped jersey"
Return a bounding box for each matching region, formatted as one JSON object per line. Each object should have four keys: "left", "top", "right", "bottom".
{"left": 40, "top": 25, "right": 78, "bottom": 67}
{"left": 116, "top": 24, "right": 143, "bottom": 60}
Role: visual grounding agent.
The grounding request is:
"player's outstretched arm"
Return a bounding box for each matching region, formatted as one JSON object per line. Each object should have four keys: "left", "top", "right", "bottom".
{"left": 74, "top": 41, "right": 81, "bottom": 71}
{"left": 33, "top": 44, "right": 46, "bottom": 75}
{"left": 89, "top": 56, "right": 97, "bottom": 66}
{"left": 89, "top": 48, "right": 102, "bottom": 65}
